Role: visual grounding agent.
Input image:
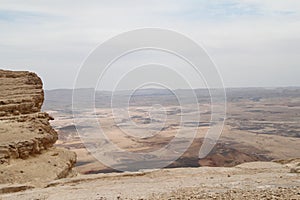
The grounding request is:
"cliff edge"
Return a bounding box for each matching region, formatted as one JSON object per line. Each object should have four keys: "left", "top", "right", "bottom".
{"left": 0, "top": 69, "right": 76, "bottom": 187}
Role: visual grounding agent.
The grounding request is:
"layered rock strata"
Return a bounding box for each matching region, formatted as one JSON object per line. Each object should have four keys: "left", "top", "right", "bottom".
{"left": 0, "top": 69, "right": 76, "bottom": 186}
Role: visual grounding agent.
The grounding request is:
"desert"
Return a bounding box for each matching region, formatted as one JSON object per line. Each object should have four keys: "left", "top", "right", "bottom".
{"left": 1, "top": 69, "right": 298, "bottom": 199}
{"left": 2, "top": 1, "right": 300, "bottom": 199}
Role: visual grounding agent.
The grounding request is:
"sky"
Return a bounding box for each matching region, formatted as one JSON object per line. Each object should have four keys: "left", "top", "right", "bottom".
{"left": 0, "top": 0, "right": 300, "bottom": 90}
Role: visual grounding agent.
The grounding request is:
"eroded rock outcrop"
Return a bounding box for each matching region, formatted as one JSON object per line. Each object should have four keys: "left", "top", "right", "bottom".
{"left": 0, "top": 69, "right": 76, "bottom": 187}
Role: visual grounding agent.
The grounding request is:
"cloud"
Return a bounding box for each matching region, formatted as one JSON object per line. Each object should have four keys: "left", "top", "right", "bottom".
{"left": 0, "top": 0, "right": 299, "bottom": 89}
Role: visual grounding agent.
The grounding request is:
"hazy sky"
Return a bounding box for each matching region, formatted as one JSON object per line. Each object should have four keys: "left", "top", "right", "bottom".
{"left": 1, "top": 0, "right": 300, "bottom": 90}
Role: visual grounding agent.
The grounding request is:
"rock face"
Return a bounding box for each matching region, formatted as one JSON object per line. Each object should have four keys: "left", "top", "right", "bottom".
{"left": 0, "top": 69, "right": 76, "bottom": 186}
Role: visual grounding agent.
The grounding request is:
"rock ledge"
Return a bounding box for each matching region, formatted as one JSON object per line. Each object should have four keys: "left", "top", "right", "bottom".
{"left": 0, "top": 69, "right": 76, "bottom": 187}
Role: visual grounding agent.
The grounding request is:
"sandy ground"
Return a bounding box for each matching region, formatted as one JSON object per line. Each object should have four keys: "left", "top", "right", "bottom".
{"left": 1, "top": 161, "right": 299, "bottom": 200}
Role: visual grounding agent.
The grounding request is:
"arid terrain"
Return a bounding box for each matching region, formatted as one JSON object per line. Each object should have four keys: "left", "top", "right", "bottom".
{"left": 1, "top": 160, "right": 300, "bottom": 199}
{"left": 0, "top": 70, "right": 299, "bottom": 199}
{"left": 0, "top": 70, "right": 76, "bottom": 188}
{"left": 44, "top": 88, "right": 300, "bottom": 174}
{"left": 2, "top": 0, "right": 300, "bottom": 198}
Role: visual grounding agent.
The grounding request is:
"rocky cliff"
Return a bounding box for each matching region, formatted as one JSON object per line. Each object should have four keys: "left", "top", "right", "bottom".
{"left": 0, "top": 69, "right": 76, "bottom": 187}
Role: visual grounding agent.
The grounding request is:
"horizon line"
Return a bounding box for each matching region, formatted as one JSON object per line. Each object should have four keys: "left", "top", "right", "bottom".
{"left": 45, "top": 86, "right": 300, "bottom": 92}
